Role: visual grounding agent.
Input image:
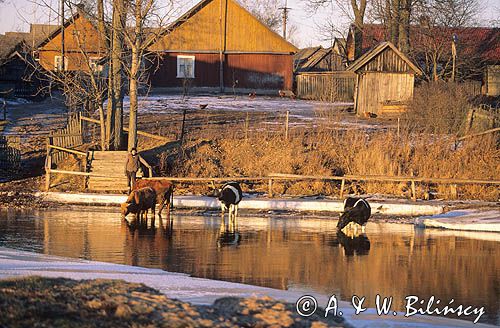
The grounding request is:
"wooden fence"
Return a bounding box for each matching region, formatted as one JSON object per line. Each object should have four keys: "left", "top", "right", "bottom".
{"left": 143, "top": 172, "right": 500, "bottom": 201}
{"left": 464, "top": 106, "right": 499, "bottom": 135}
{"left": 48, "top": 113, "right": 83, "bottom": 164}
{"left": 0, "top": 135, "right": 21, "bottom": 171}
{"left": 296, "top": 72, "right": 356, "bottom": 102}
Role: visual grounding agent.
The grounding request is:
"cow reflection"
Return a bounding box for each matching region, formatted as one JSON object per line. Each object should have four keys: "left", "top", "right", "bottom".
{"left": 121, "top": 216, "right": 173, "bottom": 267}
{"left": 331, "top": 230, "right": 371, "bottom": 257}
{"left": 217, "top": 217, "right": 241, "bottom": 248}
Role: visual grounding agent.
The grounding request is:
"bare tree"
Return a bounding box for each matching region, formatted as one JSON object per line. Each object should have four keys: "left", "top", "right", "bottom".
{"left": 105, "top": 0, "right": 127, "bottom": 150}
{"left": 409, "top": 0, "right": 481, "bottom": 81}
{"left": 238, "top": 0, "right": 282, "bottom": 32}
{"left": 306, "top": 0, "right": 367, "bottom": 58}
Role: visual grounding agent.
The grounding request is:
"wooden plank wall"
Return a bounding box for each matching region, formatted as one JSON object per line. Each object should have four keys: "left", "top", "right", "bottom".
{"left": 360, "top": 47, "right": 411, "bottom": 73}
{"left": 296, "top": 72, "right": 356, "bottom": 102}
{"left": 0, "top": 135, "right": 21, "bottom": 170}
{"left": 356, "top": 72, "right": 414, "bottom": 115}
{"left": 49, "top": 113, "right": 84, "bottom": 164}
{"left": 486, "top": 65, "right": 500, "bottom": 96}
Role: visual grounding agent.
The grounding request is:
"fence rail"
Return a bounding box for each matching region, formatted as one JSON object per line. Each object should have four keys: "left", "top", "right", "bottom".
{"left": 296, "top": 72, "right": 356, "bottom": 102}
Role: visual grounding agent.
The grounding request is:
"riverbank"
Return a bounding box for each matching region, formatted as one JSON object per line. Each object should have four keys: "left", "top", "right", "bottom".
{"left": 0, "top": 247, "right": 496, "bottom": 328}
{"left": 38, "top": 191, "right": 446, "bottom": 216}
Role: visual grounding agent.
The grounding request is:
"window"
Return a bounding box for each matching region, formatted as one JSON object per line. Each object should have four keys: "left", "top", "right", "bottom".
{"left": 54, "top": 55, "right": 68, "bottom": 71}
{"left": 177, "top": 55, "right": 195, "bottom": 78}
{"left": 89, "top": 57, "right": 102, "bottom": 72}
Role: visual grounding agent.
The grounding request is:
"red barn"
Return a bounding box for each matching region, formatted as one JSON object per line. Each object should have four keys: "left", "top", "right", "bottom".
{"left": 147, "top": 0, "right": 298, "bottom": 94}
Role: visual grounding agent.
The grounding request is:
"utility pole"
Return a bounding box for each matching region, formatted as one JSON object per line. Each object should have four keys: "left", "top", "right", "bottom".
{"left": 60, "top": 0, "right": 65, "bottom": 72}
{"left": 451, "top": 34, "right": 458, "bottom": 82}
{"left": 279, "top": 0, "right": 291, "bottom": 40}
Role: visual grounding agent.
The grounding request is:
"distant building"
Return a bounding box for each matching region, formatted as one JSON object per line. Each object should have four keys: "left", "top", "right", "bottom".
{"left": 0, "top": 24, "right": 57, "bottom": 98}
{"left": 294, "top": 39, "right": 354, "bottom": 102}
{"left": 294, "top": 46, "right": 345, "bottom": 73}
{"left": 147, "top": 0, "right": 298, "bottom": 94}
{"left": 347, "top": 41, "right": 422, "bottom": 116}
{"left": 346, "top": 24, "right": 500, "bottom": 81}
{"left": 36, "top": 8, "right": 106, "bottom": 73}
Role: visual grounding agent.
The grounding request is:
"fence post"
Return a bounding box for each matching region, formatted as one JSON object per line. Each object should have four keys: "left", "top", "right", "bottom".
{"left": 450, "top": 184, "right": 458, "bottom": 199}
{"left": 268, "top": 178, "right": 273, "bottom": 198}
{"left": 284, "top": 110, "right": 289, "bottom": 140}
{"left": 411, "top": 180, "right": 417, "bottom": 201}
{"left": 339, "top": 178, "right": 345, "bottom": 198}
{"left": 45, "top": 138, "right": 52, "bottom": 191}
{"left": 245, "top": 112, "right": 249, "bottom": 141}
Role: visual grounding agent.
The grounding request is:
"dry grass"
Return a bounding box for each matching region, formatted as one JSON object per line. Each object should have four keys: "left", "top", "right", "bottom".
{"left": 171, "top": 127, "right": 499, "bottom": 200}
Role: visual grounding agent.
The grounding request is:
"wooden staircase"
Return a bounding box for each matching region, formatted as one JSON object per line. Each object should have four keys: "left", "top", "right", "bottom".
{"left": 87, "top": 151, "right": 129, "bottom": 191}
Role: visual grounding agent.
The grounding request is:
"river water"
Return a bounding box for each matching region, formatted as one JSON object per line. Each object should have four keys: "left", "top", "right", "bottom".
{"left": 0, "top": 207, "right": 498, "bottom": 325}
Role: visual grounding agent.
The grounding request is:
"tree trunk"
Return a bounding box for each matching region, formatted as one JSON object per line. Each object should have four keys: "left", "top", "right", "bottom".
{"left": 98, "top": 102, "right": 106, "bottom": 150}
{"left": 106, "top": 0, "right": 126, "bottom": 150}
{"left": 389, "top": 0, "right": 400, "bottom": 46}
{"left": 127, "top": 0, "right": 143, "bottom": 151}
{"left": 398, "top": 0, "right": 411, "bottom": 53}
{"left": 350, "top": 0, "right": 367, "bottom": 59}
{"left": 128, "top": 48, "right": 139, "bottom": 151}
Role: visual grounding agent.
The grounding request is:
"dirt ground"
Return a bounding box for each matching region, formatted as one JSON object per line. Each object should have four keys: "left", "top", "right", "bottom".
{"left": 0, "top": 276, "right": 350, "bottom": 328}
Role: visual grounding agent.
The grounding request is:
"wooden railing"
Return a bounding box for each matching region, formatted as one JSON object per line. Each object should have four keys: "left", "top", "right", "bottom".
{"left": 80, "top": 116, "right": 170, "bottom": 143}
{"left": 144, "top": 172, "right": 500, "bottom": 201}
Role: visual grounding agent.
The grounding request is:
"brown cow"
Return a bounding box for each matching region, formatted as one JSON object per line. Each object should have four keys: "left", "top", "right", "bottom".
{"left": 134, "top": 179, "right": 174, "bottom": 217}
{"left": 121, "top": 187, "right": 156, "bottom": 220}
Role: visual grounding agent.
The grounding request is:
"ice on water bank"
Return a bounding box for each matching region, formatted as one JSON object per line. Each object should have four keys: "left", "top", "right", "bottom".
{"left": 415, "top": 209, "right": 500, "bottom": 233}
{"left": 39, "top": 192, "right": 445, "bottom": 216}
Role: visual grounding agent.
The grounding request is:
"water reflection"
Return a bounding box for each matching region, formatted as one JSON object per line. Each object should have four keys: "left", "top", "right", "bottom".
{"left": 331, "top": 230, "right": 371, "bottom": 257}
{"left": 0, "top": 208, "right": 498, "bottom": 325}
{"left": 217, "top": 218, "right": 241, "bottom": 248}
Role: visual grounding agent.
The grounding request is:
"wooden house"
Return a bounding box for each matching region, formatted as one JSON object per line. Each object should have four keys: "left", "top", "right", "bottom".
{"left": 347, "top": 41, "right": 422, "bottom": 116}
{"left": 147, "top": 0, "right": 298, "bottom": 93}
{"left": 0, "top": 25, "right": 56, "bottom": 98}
{"left": 36, "top": 8, "right": 106, "bottom": 73}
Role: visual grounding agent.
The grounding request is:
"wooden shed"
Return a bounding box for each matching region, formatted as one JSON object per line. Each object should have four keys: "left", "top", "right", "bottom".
{"left": 347, "top": 42, "right": 422, "bottom": 116}
{"left": 147, "top": 0, "right": 298, "bottom": 93}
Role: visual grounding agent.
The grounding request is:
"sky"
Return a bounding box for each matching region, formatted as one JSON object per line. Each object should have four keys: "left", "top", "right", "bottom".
{"left": 0, "top": 0, "right": 498, "bottom": 48}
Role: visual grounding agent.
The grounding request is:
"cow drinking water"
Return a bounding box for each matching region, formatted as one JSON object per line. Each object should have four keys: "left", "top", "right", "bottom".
{"left": 216, "top": 182, "right": 243, "bottom": 220}
{"left": 134, "top": 179, "right": 174, "bottom": 217}
{"left": 121, "top": 187, "right": 156, "bottom": 220}
{"left": 337, "top": 197, "right": 371, "bottom": 232}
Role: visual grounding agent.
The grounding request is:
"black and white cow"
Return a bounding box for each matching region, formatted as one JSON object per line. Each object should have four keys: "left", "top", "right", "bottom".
{"left": 216, "top": 181, "right": 243, "bottom": 220}
{"left": 337, "top": 197, "right": 371, "bottom": 232}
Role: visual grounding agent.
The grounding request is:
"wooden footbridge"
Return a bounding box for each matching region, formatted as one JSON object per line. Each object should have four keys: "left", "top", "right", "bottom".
{"left": 44, "top": 114, "right": 159, "bottom": 192}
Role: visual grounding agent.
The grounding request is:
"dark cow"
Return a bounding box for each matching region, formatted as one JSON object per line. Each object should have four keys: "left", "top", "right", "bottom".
{"left": 121, "top": 187, "right": 156, "bottom": 220}
{"left": 135, "top": 179, "right": 174, "bottom": 217}
{"left": 215, "top": 182, "right": 243, "bottom": 219}
{"left": 337, "top": 197, "right": 371, "bottom": 231}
